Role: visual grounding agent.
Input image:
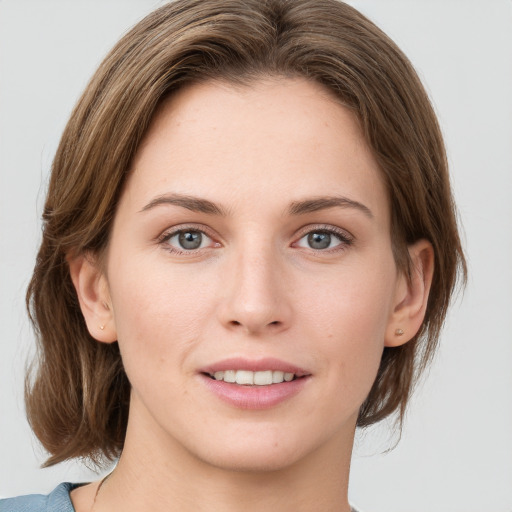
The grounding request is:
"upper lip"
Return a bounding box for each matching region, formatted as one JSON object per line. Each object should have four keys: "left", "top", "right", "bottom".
{"left": 200, "top": 357, "right": 310, "bottom": 377}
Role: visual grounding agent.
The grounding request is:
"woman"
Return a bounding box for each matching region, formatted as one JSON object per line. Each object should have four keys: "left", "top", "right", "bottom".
{"left": 0, "top": 0, "right": 465, "bottom": 511}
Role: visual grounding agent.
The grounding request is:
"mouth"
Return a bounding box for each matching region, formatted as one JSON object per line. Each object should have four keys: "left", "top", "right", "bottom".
{"left": 199, "top": 359, "right": 310, "bottom": 409}
{"left": 204, "top": 369, "right": 301, "bottom": 386}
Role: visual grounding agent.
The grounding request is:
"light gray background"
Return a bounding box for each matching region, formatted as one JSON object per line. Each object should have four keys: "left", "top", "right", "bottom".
{"left": 1, "top": 1, "right": 511, "bottom": 511}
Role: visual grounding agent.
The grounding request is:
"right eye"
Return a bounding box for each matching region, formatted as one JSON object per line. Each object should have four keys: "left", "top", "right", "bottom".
{"left": 160, "top": 229, "right": 216, "bottom": 253}
{"left": 293, "top": 226, "right": 353, "bottom": 253}
{"left": 298, "top": 231, "right": 342, "bottom": 250}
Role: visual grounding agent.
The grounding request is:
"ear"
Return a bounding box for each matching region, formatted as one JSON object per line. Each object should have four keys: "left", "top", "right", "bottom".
{"left": 385, "top": 239, "right": 434, "bottom": 347}
{"left": 67, "top": 253, "right": 117, "bottom": 343}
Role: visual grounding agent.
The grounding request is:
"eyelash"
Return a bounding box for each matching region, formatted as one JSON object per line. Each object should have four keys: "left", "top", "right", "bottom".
{"left": 157, "top": 225, "right": 219, "bottom": 256}
{"left": 293, "top": 224, "right": 354, "bottom": 253}
{"left": 157, "top": 224, "right": 354, "bottom": 255}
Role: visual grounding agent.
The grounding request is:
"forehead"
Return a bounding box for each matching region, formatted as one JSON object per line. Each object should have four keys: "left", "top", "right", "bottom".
{"left": 125, "top": 78, "right": 388, "bottom": 221}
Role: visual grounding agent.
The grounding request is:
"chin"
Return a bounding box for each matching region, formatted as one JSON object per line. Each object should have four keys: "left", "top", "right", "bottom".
{"left": 184, "top": 424, "right": 330, "bottom": 475}
{"left": 199, "top": 445, "right": 306, "bottom": 474}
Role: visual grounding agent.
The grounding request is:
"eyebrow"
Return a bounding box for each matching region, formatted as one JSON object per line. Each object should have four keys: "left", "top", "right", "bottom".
{"left": 140, "top": 193, "right": 373, "bottom": 219}
{"left": 288, "top": 196, "right": 373, "bottom": 218}
{"left": 140, "top": 193, "right": 227, "bottom": 216}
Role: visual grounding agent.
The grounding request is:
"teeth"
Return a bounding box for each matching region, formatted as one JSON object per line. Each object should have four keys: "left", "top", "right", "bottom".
{"left": 211, "top": 370, "right": 296, "bottom": 385}
{"left": 272, "top": 370, "right": 284, "bottom": 383}
{"left": 223, "top": 370, "right": 235, "bottom": 383}
{"left": 254, "top": 370, "right": 272, "bottom": 385}
{"left": 236, "top": 370, "right": 254, "bottom": 385}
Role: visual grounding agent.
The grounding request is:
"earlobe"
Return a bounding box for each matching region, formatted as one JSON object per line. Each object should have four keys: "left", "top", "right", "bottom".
{"left": 67, "top": 253, "right": 117, "bottom": 343}
{"left": 385, "top": 239, "right": 434, "bottom": 347}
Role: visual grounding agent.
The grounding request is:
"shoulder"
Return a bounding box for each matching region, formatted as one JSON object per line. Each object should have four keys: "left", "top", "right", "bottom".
{"left": 0, "top": 483, "right": 80, "bottom": 512}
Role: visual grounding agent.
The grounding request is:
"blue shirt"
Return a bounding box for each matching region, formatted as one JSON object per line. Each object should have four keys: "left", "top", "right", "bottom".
{"left": 0, "top": 483, "right": 80, "bottom": 512}
{"left": 0, "top": 483, "right": 361, "bottom": 511}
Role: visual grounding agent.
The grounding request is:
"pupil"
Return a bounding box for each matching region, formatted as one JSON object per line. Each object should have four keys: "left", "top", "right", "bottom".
{"left": 179, "top": 231, "right": 202, "bottom": 250}
{"left": 308, "top": 232, "right": 331, "bottom": 249}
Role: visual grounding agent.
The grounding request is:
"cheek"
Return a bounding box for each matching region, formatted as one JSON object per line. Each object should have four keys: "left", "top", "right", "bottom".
{"left": 108, "top": 262, "right": 217, "bottom": 383}
{"left": 300, "top": 262, "right": 394, "bottom": 340}
{"left": 297, "top": 259, "right": 396, "bottom": 399}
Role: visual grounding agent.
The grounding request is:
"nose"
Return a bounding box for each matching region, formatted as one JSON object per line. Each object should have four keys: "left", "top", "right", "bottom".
{"left": 217, "top": 244, "right": 292, "bottom": 336}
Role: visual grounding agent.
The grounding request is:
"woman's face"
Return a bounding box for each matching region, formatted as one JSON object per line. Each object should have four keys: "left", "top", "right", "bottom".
{"left": 103, "top": 78, "right": 405, "bottom": 471}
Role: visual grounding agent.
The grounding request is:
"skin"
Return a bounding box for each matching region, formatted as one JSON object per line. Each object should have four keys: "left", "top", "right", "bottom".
{"left": 69, "top": 78, "right": 433, "bottom": 512}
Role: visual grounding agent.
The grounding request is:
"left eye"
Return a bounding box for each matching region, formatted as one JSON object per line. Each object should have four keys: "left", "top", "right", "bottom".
{"left": 165, "top": 230, "right": 212, "bottom": 251}
{"left": 296, "top": 231, "right": 344, "bottom": 250}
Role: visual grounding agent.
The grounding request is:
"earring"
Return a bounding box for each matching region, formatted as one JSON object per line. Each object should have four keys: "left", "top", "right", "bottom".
{"left": 99, "top": 324, "right": 105, "bottom": 330}
{"left": 395, "top": 328, "right": 404, "bottom": 336}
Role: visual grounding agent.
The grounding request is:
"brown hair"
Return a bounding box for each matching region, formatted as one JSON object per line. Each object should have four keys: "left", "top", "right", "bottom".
{"left": 26, "top": 0, "right": 466, "bottom": 467}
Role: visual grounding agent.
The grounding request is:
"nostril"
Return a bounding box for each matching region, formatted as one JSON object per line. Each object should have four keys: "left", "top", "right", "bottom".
{"left": 227, "top": 319, "right": 280, "bottom": 329}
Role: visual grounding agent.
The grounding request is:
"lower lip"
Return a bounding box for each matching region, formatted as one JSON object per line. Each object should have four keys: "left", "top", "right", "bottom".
{"left": 200, "top": 374, "right": 309, "bottom": 410}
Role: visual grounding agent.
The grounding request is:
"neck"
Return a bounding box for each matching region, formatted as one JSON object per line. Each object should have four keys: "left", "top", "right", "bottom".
{"left": 94, "top": 399, "right": 355, "bottom": 512}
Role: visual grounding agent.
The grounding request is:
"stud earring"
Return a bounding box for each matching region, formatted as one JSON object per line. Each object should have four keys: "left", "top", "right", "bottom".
{"left": 395, "top": 328, "right": 404, "bottom": 336}
{"left": 99, "top": 324, "right": 105, "bottom": 330}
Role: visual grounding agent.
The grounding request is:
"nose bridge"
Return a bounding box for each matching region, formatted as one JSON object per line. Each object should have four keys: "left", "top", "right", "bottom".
{"left": 219, "top": 235, "right": 290, "bottom": 334}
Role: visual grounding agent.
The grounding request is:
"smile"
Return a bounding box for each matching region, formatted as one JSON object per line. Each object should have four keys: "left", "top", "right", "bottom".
{"left": 208, "top": 370, "right": 296, "bottom": 385}
{"left": 199, "top": 358, "right": 310, "bottom": 409}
